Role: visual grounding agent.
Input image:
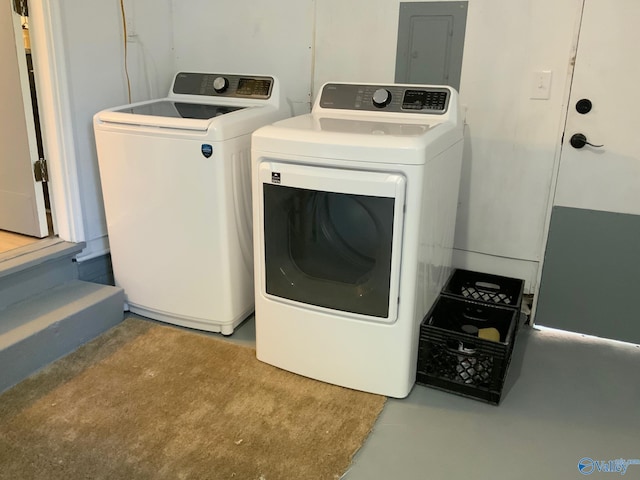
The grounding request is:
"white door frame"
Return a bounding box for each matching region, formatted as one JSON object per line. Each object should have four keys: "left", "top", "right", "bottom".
{"left": 1, "top": 0, "right": 48, "bottom": 237}
{"left": 28, "top": 0, "right": 84, "bottom": 244}
{"left": 530, "top": 0, "right": 585, "bottom": 323}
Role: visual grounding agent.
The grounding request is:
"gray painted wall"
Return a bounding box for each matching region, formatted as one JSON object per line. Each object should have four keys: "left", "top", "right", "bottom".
{"left": 77, "top": 254, "right": 115, "bottom": 286}
{"left": 535, "top": 206, "right": 640, "bottom": 344}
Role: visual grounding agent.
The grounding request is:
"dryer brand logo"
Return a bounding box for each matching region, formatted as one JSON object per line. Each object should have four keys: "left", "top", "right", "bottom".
{"left": 201, "top": 144, "right": 213, "bottom": 158}
{"left": 271, "top": 172, "right": 281, "bottom": 184}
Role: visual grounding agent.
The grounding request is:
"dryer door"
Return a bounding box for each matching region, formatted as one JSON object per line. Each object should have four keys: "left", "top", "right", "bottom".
{"left": 257, "top": 161, "right": 406, "bottom": 322}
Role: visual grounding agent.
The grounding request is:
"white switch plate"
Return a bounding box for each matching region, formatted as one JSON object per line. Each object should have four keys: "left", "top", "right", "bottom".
{"left": 530, "top": 70, "right": 552, "bottom": 100}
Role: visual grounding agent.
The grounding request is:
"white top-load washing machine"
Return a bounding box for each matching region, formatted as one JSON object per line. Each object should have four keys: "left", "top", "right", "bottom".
{"left": 251, "top": 82, "right": 464, "bottom": 397}
{"left": 94, "top": 72, "right": 287, "bottom": 334}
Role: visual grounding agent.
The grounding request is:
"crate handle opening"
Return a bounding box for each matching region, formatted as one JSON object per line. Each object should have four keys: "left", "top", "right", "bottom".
{"left": 446, "top": 339, "right": 477, "bottom": 355}
{"left": 474, "top": 281, "right": 501, "bottom": 293}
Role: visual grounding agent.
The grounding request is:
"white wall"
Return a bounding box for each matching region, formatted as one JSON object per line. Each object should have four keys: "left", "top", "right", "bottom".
{"left": 314, "top": 0, "right": 583, "bottom": 290}
{"left": 314, "top": 0, "right": 401, "bottom": 88}
{"left": 121, "top": 0, "right": 176, "bottom": 100}
{"left": 54, "top": 0, "right": 126, "bottom": 257}
{"left": 49, "top": 0, "right": 584, "bottom": 290}
{"left": 454, "top": 0, "right": 582, "bottom": 289}
{"left": 52, "top": 0, "right": 173, "bottom": 259}
{"left": 171, "top": 0, "right": 314, "bottom": 116}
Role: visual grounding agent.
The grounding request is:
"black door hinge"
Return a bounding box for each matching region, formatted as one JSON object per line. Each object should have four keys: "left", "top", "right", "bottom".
{"left": 34, "top": 158, "right": 48, "bottom": 182}
{"left": 13, "top": 0, "right": 28, "bottom": 16}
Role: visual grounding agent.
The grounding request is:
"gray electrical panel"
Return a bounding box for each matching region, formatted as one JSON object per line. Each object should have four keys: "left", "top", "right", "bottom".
{"left": 395, "top": 2, "right": 468, "bottom": 91}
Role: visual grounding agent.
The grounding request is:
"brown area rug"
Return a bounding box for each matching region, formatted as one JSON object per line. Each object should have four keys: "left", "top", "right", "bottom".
{"left": 0, "top": 318, "right": 386, "bottom": 480}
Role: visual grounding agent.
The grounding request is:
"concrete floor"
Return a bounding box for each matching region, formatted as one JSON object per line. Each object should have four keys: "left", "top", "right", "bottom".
{"left": 130, "top": 312, "right": 640, "bottom": 480}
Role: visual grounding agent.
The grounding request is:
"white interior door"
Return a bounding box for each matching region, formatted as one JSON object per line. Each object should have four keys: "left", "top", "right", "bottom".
{"left": 0, "top": 1, "right": 48, "bottom": 237}
{"left": 554, "top": 0, "right": 640, "bottom": 214}
{"left": 535, "top": 0, "right": 640, "bottom": 343}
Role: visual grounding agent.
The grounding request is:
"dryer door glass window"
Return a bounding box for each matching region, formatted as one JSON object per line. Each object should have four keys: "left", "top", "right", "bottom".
{"left": 263, "top": 184, "right": 395, "bottom": 318}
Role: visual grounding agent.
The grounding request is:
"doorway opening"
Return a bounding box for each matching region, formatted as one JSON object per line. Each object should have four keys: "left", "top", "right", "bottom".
{"left": 0, "top": 13, "right": 54, "bottom": 256}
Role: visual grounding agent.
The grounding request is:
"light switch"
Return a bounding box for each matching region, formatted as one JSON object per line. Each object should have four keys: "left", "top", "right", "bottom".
{"left": 530, "top": 70, "right": 552, "bottom": 100}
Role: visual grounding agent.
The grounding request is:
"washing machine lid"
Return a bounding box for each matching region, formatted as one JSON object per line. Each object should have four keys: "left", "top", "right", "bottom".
{"left": 113, "top": 100, "right": 245, "bottom": 120}
{"left": 97, "top": 99, "right": 249, "bottom": 132}
{"left": 95, "top": 72, "right": 285, "bottom": 134}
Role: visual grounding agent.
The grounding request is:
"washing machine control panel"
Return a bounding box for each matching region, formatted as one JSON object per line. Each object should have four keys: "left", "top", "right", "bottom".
{"left": 319, "top": 83, "right": 450, "bottom": 114}
{"left": 172, "top": 72, "right": 274, "bottom": 99}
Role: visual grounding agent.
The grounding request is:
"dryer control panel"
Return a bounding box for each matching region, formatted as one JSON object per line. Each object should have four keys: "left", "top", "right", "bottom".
{"left": 319, "top": 83, "right": 450, "bottom": 114}
{"left": 172, "top": 72, "right": 274, "bottom": 99}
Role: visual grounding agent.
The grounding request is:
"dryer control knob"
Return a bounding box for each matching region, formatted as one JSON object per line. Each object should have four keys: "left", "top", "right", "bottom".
{"left": 213, "top": 76, "right": 229, "bottom": 93}
{"left": 372, "top": 88, "right": 392, "bottom": 108}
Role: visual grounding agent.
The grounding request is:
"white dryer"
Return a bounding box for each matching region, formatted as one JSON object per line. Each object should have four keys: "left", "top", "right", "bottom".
{"left": 251, "top": 82, "right": 463, "bottom": 397}
{"left": 94, "top": 72, "right": 288, "bottom": 334}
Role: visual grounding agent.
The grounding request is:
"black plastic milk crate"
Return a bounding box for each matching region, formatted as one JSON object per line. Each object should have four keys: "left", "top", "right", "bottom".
{"left": 416, "top": 295, "right": 519, "bottom": 405}
{"left": 442, "top": 269, "right": 524, "bottom": 311}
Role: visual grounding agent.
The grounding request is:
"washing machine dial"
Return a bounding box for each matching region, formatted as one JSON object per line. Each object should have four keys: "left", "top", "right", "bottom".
{"left": 372, "top": 88, "right": 392, "bottom": 108}
{"left": 213, "top": 76, "right": 229, "bottom": 93}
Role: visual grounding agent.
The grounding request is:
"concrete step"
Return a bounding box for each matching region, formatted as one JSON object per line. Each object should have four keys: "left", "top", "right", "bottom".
{"left": 0, "top": 279, "right": 124, "bottom": 394}
{"left": 0, "top": 238, "right": 85, "bottom": 310}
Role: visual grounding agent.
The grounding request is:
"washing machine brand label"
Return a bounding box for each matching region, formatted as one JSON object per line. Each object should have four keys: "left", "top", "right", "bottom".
{"left": 271, "top": 172, "right": 281, "bottom": 184}
{"left": 201, "top": 144, "right": 213, "bottom": 158}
